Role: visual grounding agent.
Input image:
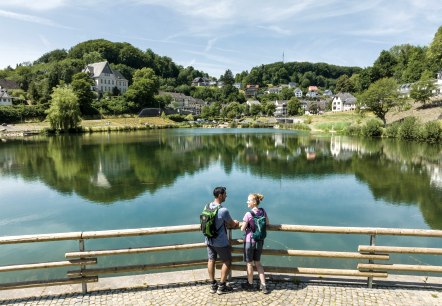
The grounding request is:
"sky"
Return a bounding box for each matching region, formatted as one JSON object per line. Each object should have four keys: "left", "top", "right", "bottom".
{"left": 0, "top": 0, "right": 441, "bottom": 78}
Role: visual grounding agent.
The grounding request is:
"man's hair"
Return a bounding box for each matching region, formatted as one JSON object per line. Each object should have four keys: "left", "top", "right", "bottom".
{"left": 213, "top": 186, "right": 226, "bottom": 198}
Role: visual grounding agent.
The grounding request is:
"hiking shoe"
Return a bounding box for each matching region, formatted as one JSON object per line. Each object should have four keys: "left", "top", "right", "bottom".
{"left": 217, "top": 283, "right": 233, "bottom": 295}
{"left": 260, "top": 283, "right": 269, "bottom": 294}
{"left": 241, "top": 282, "right": 255, "bottom": 291}
{"left": 210, "top": 281, "right": 218, "bottom": 294}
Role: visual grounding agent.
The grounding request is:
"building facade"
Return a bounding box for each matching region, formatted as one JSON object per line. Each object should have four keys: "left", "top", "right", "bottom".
{"left": 83, "top": 61, "right": 128, "bottom": 95}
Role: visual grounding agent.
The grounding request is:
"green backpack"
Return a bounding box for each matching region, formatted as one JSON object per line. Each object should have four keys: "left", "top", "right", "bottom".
{"left": 200, "top": 204, "right": 221, "bottom": 238}
{"left": 251, "top": 209, "right": 267, "bottom": 241}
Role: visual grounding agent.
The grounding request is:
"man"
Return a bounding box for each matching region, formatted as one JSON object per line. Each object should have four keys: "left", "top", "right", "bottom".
{"left": 205, "top": 186, "right": 240, "bottom": 295}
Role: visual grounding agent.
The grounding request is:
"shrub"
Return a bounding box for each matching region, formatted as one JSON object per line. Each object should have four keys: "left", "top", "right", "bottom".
{"left": 167, "top": 114, "right": 186, "bottom": 122}
{"left": 422, "top": 121, "right": 441, "bottom": 143}
{"left": 291, "top": 122, "right": 311, "bottom": 131}
{"left": 345, "top": 124, "right": 362, "bottom": 136}
{"left": 0, "top": 105, "right": 46, "bottom": 123}
{"left": 385, "top": 122, "right": 400, "bottom": 138}
{"left": 362, "top": 119, "right": 383, "bottom": 137}
{"left": 398, "top": 117, "right": 421, "bottom": 140}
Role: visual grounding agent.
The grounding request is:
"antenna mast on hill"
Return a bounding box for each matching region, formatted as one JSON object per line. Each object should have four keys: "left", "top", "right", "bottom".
{"left": 282, "top": 51, "right": 285, "bottom": 63}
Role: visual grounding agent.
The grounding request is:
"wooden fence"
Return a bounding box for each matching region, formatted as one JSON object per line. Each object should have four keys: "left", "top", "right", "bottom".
{"left": 0, "top": 224, "right": 441, "bottom": 293}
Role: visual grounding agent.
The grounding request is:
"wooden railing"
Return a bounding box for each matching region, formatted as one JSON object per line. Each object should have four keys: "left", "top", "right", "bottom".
{"left": 1, "top": 224, "right": 441, "bottom": 293}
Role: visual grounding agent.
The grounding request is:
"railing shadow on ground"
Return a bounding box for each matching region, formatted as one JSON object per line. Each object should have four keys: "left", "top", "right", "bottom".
{"left": 0, "top": 224, "right": 441, "bottom": 294}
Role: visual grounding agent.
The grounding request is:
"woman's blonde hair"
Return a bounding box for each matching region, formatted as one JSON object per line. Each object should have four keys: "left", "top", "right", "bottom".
{"left": 249, "top": 193, "right": 264, "bottom": 205}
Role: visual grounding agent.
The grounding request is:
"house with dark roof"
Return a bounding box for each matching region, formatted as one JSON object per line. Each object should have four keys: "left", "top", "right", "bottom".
{"left": 323, "top": 89, "right": 333, "bottom": 97}
{"left": 265, "top": 86, "right": 281, "bottom": 94}
{"left": 83, "top": 61, "right": 128, "bottom": 95}
{"left": 159, "top": 92, "right": 207, "bottom": 115}
{"left": 191, "top": 77, "right": 210, "bottom": 87}
{"left": 332, "top": 93, "right": 357, "bottom": 112}
{"left": 245, "top": 84, "right": 259, "bottom": 97}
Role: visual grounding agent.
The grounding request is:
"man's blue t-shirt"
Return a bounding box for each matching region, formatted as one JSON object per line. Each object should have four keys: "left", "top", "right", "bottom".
{"left": 204, "top": 202, "right": 233, "bottom": 247}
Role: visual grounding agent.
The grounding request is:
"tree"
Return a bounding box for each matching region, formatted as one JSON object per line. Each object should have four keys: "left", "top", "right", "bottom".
{"left": 410, "top": 75, "right": 436, "bottom": 105}
{"left": 82, "top": 51, "right": 105, "bottom": 65}
{"left": 287, "top": 97, "right": 301, "bottom": 115}
{"left": 358, "top": 78, "right": 399, "bottom": 126}
{"left": 220, "top": 69, "right": 234, "bottom": 86}
{"left": 250, "top": 103, "right": 262, "bottom": 116}
{"left": 46, "top": 85, "right": 81, "bottom": 130}
{"left": 427, "top": 26, "right": 442, "bottom": 72}
{"left": 280, "top": 87, "right": 294, "bottom": 100}
{"left": 335, "top": 75, "right": 353, "bottom": 93}
{"left": 71, "top": 72, "right": 97, "bottom": 115}
{"left": 124, "top": 67, "right": 159, "bottom": 111}
{"left": 371, "top": 50, "right": 398, "bottom": 81}
{"left": 222, "top": 102, "right": 241, "bottom": 119}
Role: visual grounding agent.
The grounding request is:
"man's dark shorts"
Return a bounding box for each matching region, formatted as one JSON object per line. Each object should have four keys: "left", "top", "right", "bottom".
{"left": 244, "top": 240, "right": 264, "bottom": 262}
{"left": 207, "top": 245, "right": 232, "bottom": 262}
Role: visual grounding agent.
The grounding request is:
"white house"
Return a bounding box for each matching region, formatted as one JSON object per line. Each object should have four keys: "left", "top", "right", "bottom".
{"left": 294, "top": 88, "right": 303, "bottom": 98}
{"left": 191, "top": 77, "right": 210, "bottom": 87}
{"left": 332, "top": 93, "right": 357, "bottom": 112}
{"left": 399, "top": 84, "right": 412, "bottom": 97}
{"left": 274, "top": 100, "right": 287, "bottom": 117}
{"left": 0, "top": 87, "right": 13, "bottom": 106}
{"left": 435, "top": 70, "right": 442, "bottom": 96}
{"left": 233, "top": 83, "right": 242, "bottom": 89}
{"left": 83, "top": 61, "right": 128, "bottom": 95}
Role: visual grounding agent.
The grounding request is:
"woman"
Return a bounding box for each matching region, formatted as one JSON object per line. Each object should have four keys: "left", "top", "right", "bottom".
{"left": 240, "top": 193, "right": 269, "bottom": 294}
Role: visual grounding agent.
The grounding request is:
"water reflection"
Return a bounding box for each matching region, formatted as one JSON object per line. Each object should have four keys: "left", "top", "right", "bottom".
{"left": 0, "top": 129, "right": 441, "bottom": 228}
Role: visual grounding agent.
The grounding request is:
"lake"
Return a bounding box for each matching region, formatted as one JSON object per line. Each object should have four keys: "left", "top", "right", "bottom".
{"left": 0, "top": 128, "right": 441, "bottom": 282}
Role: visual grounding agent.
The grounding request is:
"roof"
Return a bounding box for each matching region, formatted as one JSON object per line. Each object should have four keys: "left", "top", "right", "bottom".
{"left": 334, "top": 93, "right": 356, "bottom": 104}
{"left": 138, "top": 108, "right": 161, "bottom": 117}
{"left": 0, "top": 89, "right": 12, "bottom": 98}
{"left": 0, "top": 79, "right": 19, "bottom": 89}
{"left": 83, "top": 61, "right": 127, "bottom": 81}
{"left": 308, "top": 86, "right": 318, "bottom": 91}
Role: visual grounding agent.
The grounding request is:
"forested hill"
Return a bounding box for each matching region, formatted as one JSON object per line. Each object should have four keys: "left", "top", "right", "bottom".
{"left": 235, "top": 61, "right": 362, "bottom": 89}
{"left": 1, "top": 39, "right": 362, "bottom": 95}
{"left": 1, "top": 24, "right": 442, "bottom": 103}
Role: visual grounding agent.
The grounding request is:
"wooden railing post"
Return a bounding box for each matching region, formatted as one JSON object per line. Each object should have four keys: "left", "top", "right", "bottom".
{"left": 79, "top": 239, "right": 87, "bottom": 294}
{"left": 367, "top": 234, "right": 376, "bottom": 288}
{"left": 228, "top": 228, "right": 232, "bottom": 281}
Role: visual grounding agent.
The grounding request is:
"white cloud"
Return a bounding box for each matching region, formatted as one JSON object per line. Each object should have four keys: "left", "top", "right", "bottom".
{"left": 0, "top": 9, "right": 73, "bottom": 29}
{"left": 258, "top": 25, "right": 291, "bottom": 36}
{"left": 204, "top": 38, "right": 217, "bottom": 53}
{"left": 0, "top": 9, "right": 58, "bottom": 26}
{"left": 0, "top": 0, "right": 67, "bottom": 11}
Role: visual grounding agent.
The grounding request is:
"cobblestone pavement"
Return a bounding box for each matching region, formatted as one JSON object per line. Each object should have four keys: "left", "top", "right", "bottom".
{"left": 1, "top": 278, "right": 441, "bottom": 306}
